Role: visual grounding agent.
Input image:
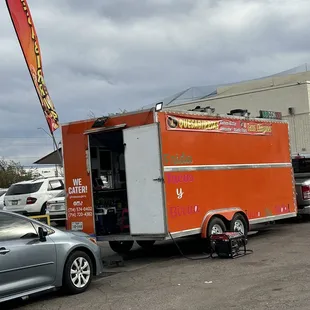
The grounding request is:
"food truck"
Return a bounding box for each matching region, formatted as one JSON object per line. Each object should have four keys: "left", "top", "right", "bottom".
{"left": 61, "top": 106, "right": 297, "bottom": 253}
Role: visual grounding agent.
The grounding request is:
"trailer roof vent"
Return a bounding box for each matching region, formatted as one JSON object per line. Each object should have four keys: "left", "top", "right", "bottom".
{"left": 92, "top": 117, "right": 109, "bottom": 128}
{"left": 189, "top": 106, "right": 215, "bottom": 113}
{"left": 288, "top": 107, "right": 295, "bottom": 116}
{"left": 228, "top": 109, "right": 250, "bottom": 117}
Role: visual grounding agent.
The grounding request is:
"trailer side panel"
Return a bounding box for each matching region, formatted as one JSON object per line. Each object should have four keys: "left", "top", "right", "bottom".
{"left": 158, "top": 111, "right": 296, "bottom": 235}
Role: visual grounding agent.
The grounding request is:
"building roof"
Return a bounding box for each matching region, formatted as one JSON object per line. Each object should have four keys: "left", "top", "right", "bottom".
{"left": 33, "top": 148, "right": 62, "bottom": 165}
{"left": 141, "top": 63, "right": 310, "bottom": 109}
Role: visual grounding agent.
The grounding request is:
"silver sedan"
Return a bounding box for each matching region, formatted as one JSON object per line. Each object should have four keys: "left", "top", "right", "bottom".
{"left": 0, "top": 211, "right": 104, "bottom": 303}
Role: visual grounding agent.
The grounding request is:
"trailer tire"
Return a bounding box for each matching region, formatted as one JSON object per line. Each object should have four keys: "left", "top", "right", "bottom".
{"left": 109, "top": 241, "right": 134, "bottom": 254}
{"left": 136, "top": 240, "right": 155, "bottom": 249}
{"left": 207, "top": 217, "right": 226, "bottom": 238}
{"left": 230, "top": 213, "right": 248, "bottom": 236}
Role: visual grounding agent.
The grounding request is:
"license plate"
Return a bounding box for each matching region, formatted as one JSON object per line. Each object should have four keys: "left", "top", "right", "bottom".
{"left": 72, "top": 222, "right": 83, "bottom": 231}
{"left": 11, "top": 200, "right": 18, "bottom": 205}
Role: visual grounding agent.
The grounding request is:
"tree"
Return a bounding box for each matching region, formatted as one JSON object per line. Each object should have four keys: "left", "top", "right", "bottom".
{"left": 0, "top": 159, "right": 33, "bottom": 188}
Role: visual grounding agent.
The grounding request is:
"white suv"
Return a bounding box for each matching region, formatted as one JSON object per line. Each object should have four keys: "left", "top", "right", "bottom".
{"left": 4, "top": 177, "right": 64, "bottom": 215}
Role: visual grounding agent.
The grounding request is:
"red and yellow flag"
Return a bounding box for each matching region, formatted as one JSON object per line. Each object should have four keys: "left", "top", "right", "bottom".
{"left": 6, "top": 0, "right": 59, "bottom": 132}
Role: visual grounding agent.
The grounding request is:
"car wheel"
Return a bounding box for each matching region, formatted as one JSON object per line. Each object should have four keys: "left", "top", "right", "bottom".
{"left": 109, "top": 241, "right": 134, "bottom": 254}
{"left": 63, "top": 251, "right": 93, "bottom": 294}
{"left": 40, "top": 203, "right": 47, "bottom": 215}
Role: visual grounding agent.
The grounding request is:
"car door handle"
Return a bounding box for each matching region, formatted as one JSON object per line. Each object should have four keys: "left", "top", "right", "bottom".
{"left": 0, "top": 247, "right": 10, "bottom": 255}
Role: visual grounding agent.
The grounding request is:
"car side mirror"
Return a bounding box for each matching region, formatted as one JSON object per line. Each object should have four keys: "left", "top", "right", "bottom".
{"left": 38, "top": 226, "right": 48, "bottom": 242}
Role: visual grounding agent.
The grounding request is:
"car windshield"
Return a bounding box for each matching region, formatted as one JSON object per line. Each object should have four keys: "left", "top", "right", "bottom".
{"left": 56, "top": 190, "right": 66, "bottom": 198}
{"left": 6, "top": 182, "right": 43, "bottom": 196}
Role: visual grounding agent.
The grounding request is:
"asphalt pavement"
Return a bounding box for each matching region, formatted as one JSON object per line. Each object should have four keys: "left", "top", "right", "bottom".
{"left": 3, "top": 218, "right": 310, "bottom": 310}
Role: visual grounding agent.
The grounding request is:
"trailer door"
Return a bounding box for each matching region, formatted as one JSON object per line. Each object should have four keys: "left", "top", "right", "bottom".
{"left": 123, "top": 123, "right": 166, "bottom": 236}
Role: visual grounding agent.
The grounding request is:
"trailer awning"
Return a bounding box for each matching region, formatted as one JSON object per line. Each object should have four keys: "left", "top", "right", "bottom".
{"left": 33, "top": 148, "right": 62, "bottom": 165}
{"left": 84, "top": 123, "right": 126, "bottom": 135}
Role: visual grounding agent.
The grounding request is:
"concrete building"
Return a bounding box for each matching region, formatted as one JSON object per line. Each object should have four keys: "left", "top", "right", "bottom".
{"left": 159, "top": 64, "right": 310, "bottom": 155}
{"left": 24, "top": 166, "right": 63, "bottom": 178}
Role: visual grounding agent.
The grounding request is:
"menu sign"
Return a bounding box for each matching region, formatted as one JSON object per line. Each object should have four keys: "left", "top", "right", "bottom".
{"left": 166, "top": 115, "right": 272, "bottom": 136}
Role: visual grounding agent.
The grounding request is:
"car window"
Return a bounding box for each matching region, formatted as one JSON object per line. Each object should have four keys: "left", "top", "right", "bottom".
{"left": 48, "top": 180, "right": 64, "bottom": 191}
{"left": 6, "top": 182, "right": 43, "bottom": 196}
{"left": 55, "top": 190, "right": 66, "bottom": 197}
{"left": 31, "top": 222, "right": 55, "bottom": 236}
{"left": 0, "top": 213, "right": 38, "bottom": 241}
{"left": 0, "top": 191, "right": 6, "bottom": 197}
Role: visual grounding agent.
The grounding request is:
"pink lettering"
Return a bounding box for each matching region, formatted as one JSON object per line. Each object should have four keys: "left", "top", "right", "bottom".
{"left": 170, "top": 206, "right": 177, "bottom": 217}
{"left": 166, "top": 173, "right": 194, "bottom": 184}
{"left": 169, "top": 205, "right": 199, "bottom": 218}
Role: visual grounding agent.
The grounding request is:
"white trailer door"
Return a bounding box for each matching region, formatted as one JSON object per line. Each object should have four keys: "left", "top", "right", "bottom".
{"left": 123, "top": 123, "right": 166, "bottom": 236}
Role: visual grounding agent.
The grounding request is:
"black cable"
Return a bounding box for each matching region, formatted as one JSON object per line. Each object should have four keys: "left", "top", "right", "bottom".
{"left": 168, "top": 232, "right": 211, "bottom": 260}
{"left": 243, "top": 243, "right": 254, "bottom": 255}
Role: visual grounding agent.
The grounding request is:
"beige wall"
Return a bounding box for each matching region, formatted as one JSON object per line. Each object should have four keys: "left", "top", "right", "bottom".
{"left": 168, "top": 82, "right": 310, "bottom": 116}
{"left": 217, "top": 71, "right": 310, "bottom": 96}
{"left": 284, "top": 113, "right": 310, "bottom": 155}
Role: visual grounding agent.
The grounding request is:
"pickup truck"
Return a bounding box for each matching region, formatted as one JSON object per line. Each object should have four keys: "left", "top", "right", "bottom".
{"left": 292, "top": 156, "right": 310, "bottom": 216}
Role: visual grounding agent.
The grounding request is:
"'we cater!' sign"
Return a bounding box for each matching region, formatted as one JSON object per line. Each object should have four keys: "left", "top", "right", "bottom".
{"left": 66, "top": 178, "right": 94, "bottom": 235}
{"left": 68, "top": 178, "right": 88, "bottom": 195}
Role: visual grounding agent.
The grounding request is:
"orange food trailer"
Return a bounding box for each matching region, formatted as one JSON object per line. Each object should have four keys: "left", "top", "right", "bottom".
{"left": 61, "top": 107, "right": 297, "bottom": 253}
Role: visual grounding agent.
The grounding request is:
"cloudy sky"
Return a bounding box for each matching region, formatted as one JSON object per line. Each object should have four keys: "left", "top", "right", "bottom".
{"left": 1, "top": 0, "right": 310, "bottom": 166}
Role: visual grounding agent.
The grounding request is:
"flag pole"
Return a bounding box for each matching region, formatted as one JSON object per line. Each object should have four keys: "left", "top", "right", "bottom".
{"left": 51, "top": 131, "right": 62, "bottom": 167}
{"left": 38, "top": 126, "right": 62, "bottom": 167}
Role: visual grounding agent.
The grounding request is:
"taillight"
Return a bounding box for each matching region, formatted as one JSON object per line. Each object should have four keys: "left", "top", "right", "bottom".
{"left": 302, "top": 185, "right": 310, "bottom": 200}
{"left": 26, "top": 197, "right": 37, "bottom": 204}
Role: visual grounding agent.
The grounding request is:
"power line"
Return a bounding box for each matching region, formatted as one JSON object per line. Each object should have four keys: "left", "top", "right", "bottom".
{"left": 1, "top": 156, "right": 45, "bottom": 159}
{"left": 1, "top": 142, "right": 56, "bottom": 148}
{"left": 0, "top": 137, "right": 61, "bottom": 139}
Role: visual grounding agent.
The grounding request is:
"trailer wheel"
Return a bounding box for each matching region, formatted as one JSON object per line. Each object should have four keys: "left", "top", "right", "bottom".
{"left": 230, "top": 213, "right": 248, "bottom": 236}
{"left": 207, "top": 217, "right": 226, "bottom": 237}
{"left": 109, "top": 241, "right": 134, "bottom": 254}
{"left": 136, "top": 240, "right": 155, "bottom": 249}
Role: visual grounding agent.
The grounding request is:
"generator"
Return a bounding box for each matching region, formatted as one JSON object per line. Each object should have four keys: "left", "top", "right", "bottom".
{"left": 210, "top": 232, "right": 248, "bottom": 259}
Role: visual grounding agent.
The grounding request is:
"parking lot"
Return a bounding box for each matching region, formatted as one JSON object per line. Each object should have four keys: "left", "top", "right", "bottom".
{"left": 3, "top": 218, "right": 310, "bottom": 310}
